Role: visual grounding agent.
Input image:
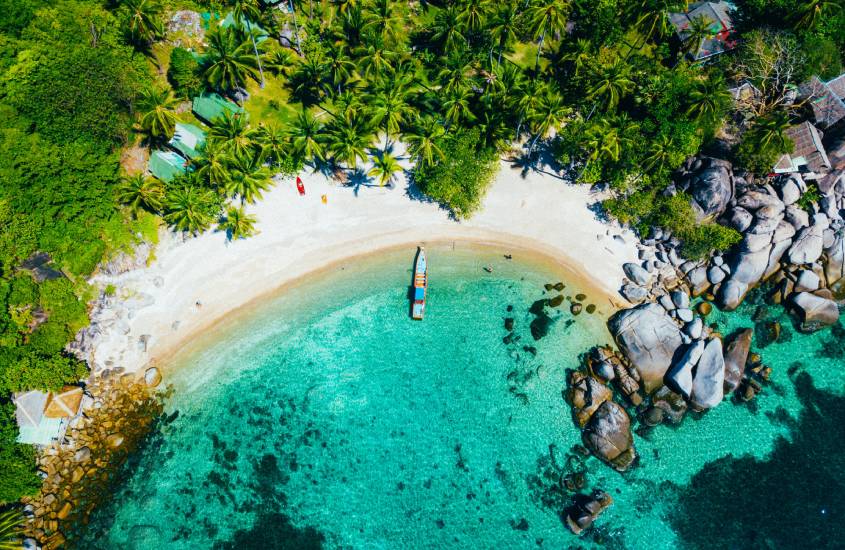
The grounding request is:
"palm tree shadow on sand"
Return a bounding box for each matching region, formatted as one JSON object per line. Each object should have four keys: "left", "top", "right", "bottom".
{"left": 504, "top": 141, "right": 567, "bottom": 181}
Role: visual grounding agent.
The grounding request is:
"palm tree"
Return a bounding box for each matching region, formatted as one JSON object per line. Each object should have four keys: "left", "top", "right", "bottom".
{"left": 219, "top": 205, "right": 258, "bottom": 240}
{"left": 643, "top": 133, "right": 676, "bottom": 174}
{"left": 371, "top": 87, "right": 414, "bottom": 150}
{"left": 458, "top": 0, "right": 488, "bottom": 34}
{"left": 682, "top": 14, "right": 715, "bottom": 59}
{"left": 513, "top": 78, "right": 543, "bottom": 140}
{"left": 289, "top": 111, "right": 325, "bottom": 163}
{"left": 340, "top": 5, "right": 366, "bottom": 48}
{"left": 334, "top": 0, "right": 360, "bottom": 14}
{"left": 529, "top": 89, "right": 571, "bottom": 151}
{"left": 255, "top": 123, "right": 290, "bottom": 168}
{"left": 442, "top": 87, "right": 476, "bottom": 127}
{"left": 497, "top": 62, "right": 526, "bottom": 106}
{"left": 194, "top": 141, "right": 231, "bottom": 188}
{"left": 525, "top": 0, "right": 570, "bottom": 70}
{"left": 404, "top": 116, "right": 446, "bottom": 167}
{"left": 230, "top": 0, "right": 266, "bottom": 87}
{"left": 363, "top": 0, "right": 403, "bottom": 46}
{"left": 123, "top": 0, "right": 164, "bottom": 49}
{"left": 208, "top": 112, "right": 257, "bottom": 158}
{"left": 686, "top": 74, "right": 731, "bottom": 123}
{"left": 288, "top": 56, "right": 327, "bottom": 104}
{"left": 489, "top": 3, "right": 520, "bottom": 67}
{"left": 357, "top": 44, "right": 395, "bottom": 81}
{"left": 164, "top": 184, "right": 220, "bottom": 234}
{"left": 117, "top": 174, "right": 166, "bottom": 212}
{"left": 561, "top": 38, "right": 593, "bottom": 77}
{"left": 583, "top": 115, "right": 639, "bottom": 165}
{"left": 325, "top": 114, "right": 375, "bottom": 169}
{"left": 136, "top": 86, "right": 178, "bottom": 141}
{"left": 203, "top": 27, "right": 261, "bottom": 92}
{"left": 225, "top": 153, "right": 274, "bottom": 203}
{"left": 478, "top": 104, "right": 511, "bottom": 151}
{"left": 750, "top": 111, "right": 793, "bottom": 150}
{"left": 795, "top": 0, "right": 841, "bottom": 29}
{"left": 368, "top": 152, "right": 403, "bottom": 187}
{"left": 431, "top": 5, "right": 466, "bottom": 52}
{"left": 0, "top": 508, "right": 24, "bottom": 550}
{"left": 587, "top": 59, "right": 635, "bottom": 111}
{"left": 265, "top": 48, "right": 296, "bottom": 77}
{"left": 437, "top": 53, "right": 473, "bottom": 94}
{"left": 583, "top": 118, "right": 623, "bottom": 163}
{"left": 324, "top": 45, "right": 356, "bottom": 95}
{"left": 631, "top": 0, "right": 681, "bottom": 43}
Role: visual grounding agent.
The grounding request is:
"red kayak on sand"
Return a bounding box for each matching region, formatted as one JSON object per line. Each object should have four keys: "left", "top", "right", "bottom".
{"left": 296, "top": 176, "right": 305, "bottom": 196}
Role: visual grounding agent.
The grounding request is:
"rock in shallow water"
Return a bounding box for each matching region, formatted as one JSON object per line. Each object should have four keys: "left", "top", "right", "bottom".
{"left": 582, "top": 401, "right": 636, "bottom": 472}
{"left": 790, "top": 292, "right": 840, "bottom": 332}
{"left": 566, "top": 371, "right": 612, "bottom": 428}
{"left": 690, "top": 338, "right": 725, "bottom": 409}
{"left": 665, "top": 341, "right": 704, "bottom": 399}
{"left": 723, "top": 329, "right": 753, "bottom": 394}
{"left": 564, "top": 490, "right": 614, "bottom": 535}
{"left": 607, "top": 304, "right": 684, "bottom": 394}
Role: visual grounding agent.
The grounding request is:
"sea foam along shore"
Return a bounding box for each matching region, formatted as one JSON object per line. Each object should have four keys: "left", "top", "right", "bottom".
{"left": 78, "top": 157, "right": 640, "bottom": 376}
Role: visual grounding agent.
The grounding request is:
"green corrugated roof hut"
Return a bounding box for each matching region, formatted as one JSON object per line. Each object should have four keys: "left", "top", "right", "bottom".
{"left": 192, "top": 93, "right": 245, "bottom": 123}
{"left": 169, "top": 123, "right": 207, "bottom": 159}
{"left": 149, "top": 150, "right": 188, "bottom": 182}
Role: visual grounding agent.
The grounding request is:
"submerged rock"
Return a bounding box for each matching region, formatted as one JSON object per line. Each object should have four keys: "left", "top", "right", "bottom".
{"left": 564, "top": 490, "right": 614, "bottom": 535}
{"left": 607, "top": 304, "right": 684, "bottom": 393}
{"left": 650, "top": 386, "right": 688, "bottom": 425}
{"left": 723, "top": 329, "right": 753, "bottom": 393}
{"left": 582, "top": 401, "right": 636, "bottom": 472}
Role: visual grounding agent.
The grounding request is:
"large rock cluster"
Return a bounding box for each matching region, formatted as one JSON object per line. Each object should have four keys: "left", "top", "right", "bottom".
{"left": 21, "top": 370, "right": 164, "bottom": 548}
{"left": 565, "top": 371, "right": 636, "bottom": 472}
{"left": 673, "top": 157, "right": 844, "bottom": 332}
{"left": 607, "top": 292, "right": 728, "bottom": 411}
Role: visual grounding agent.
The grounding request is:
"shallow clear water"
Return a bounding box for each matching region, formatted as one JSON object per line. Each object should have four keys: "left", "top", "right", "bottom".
{"left": 76, "top": 246, "right": 844, "bottom": 549}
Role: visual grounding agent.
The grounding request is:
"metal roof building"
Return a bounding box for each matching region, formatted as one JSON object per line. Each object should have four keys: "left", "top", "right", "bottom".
{"left": 192, "top": 93, "right": 245, "bottom": 123}
{"left": 169, "top": 122, "right": 207, "bottom": 159}
{"left": 669, "top": 1, "right": 739, "bottom": 62}
{"left": 773, "top": 122, "right": 832, "bottom": 179}
{"left": 149, "top": 150, "right": 189, "bottom": 182}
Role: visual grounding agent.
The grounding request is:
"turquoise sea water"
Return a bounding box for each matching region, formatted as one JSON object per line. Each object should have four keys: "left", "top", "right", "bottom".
{"left": 76, "top": 245, "right": 844, "bottom": 549}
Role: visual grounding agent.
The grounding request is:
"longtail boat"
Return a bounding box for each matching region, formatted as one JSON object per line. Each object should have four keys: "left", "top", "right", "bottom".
{"left": 411, "top": 247, "right": 427, "bottom": 320}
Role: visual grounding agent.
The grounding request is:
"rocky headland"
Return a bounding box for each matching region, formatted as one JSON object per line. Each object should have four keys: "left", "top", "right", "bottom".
{"left": 20, "top": 368, "right": 164, "bottom": 549}
{"left": 563, "top": 154, "right": 844, "bottom": 534}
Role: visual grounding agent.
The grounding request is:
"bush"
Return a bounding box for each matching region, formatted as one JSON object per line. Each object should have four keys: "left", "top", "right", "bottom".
{"left": 168, "top": 47, "right": 203, "bottom": 99}
{"left": 413, "top": 129, "right": 498, "bottom": 219}
{"left": 735, "top": 135, "right": 792, "bottom": 175}
{"left": 605, "top": 191, "right": 742, "bottom": 260}
{"left": 0, "top": 401, "right": 39, "bottom": 504}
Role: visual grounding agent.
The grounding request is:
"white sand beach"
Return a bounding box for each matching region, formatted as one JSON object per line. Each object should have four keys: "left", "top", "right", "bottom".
{"left": 84, "top": 157, "right": 640, "bottom": 375}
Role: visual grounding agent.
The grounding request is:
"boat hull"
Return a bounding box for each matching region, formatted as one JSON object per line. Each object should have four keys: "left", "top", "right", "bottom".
{"left": 411, "top": 247, "right": 427, "bottom": 320}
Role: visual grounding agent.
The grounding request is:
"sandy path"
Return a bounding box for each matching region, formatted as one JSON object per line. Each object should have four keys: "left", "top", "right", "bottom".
{"left": 86, "top": 158, "right": 640, "bottom": 375}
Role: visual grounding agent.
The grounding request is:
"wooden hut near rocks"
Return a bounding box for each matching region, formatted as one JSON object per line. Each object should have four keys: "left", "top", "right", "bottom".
{"left": 772, "top": 122, "right": 832, "bottom": 180}
{"left": 14, "top": 387, "right": 84, "bottom": 446}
